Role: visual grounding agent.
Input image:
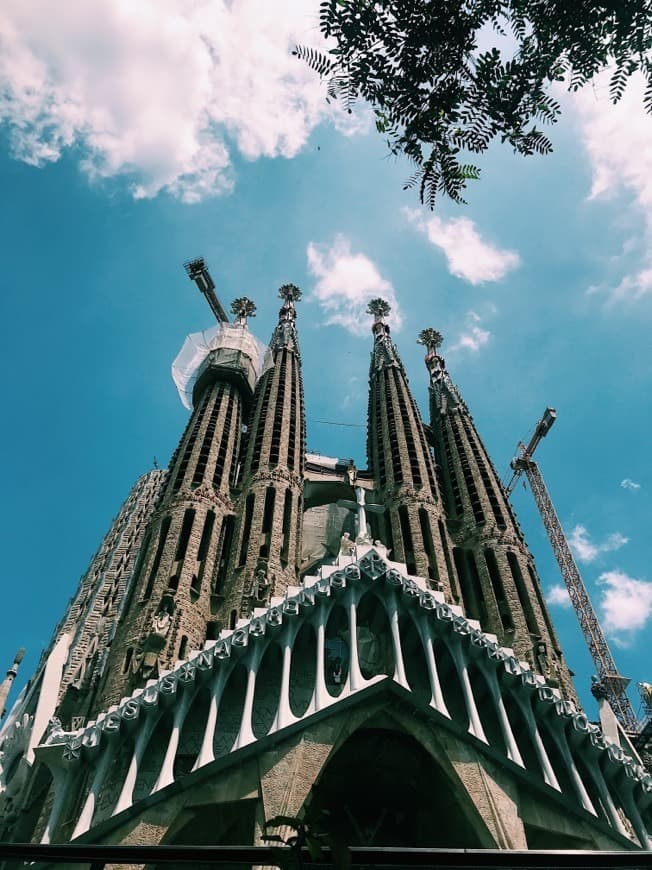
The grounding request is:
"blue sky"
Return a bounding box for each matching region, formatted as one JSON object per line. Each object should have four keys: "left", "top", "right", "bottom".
{"left": 0, "top": 0, "right": 650, "bottom": 723}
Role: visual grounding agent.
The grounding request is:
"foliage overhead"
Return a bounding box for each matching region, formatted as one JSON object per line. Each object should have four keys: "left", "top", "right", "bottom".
{"left": 295, "top": 0, "right": 652, "bottom": 207}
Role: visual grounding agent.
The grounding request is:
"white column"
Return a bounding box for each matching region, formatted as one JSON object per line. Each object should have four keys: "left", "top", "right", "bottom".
{"left": 386, "top": 595, "right": 408, "bottom": 689}
{"left": 514, "top": 695, "right": 560, "bottom": 790}
{"left": 582, "top": 756, "right": 630, "bottom": 838}
{"left": 314, "top": 607, "right": 329, "bottom": 711}
{"left": 153, "top": 689, "right": 195, "bottom": 792}
{"left": 483, "top": 667, "right": 524, "bottom": 767}
{"left": 422, "top": 634, "right": 450, "bottom": 718}
{"left": 413, "top": 615, "right": 450, "bottom": 717}
{"left": 274, "top": 627, "right": 298, "bottom": 732}
{"left": 235, "top": 652, "right": 262, "bottom": 750}
{"left": 112, "top": 713, "right": 159, "bottom": 816}
{"left": 550, "top": 726, "right": 597, "bottom": 816}
{"left": 347, "top": 593, "right": 363, "bottom": 692}
{"left": 194, "top": 667, "right": 229, "bottom": 770}
{"left": 71, "top": 741, "right": 118, "bottom": 839}
{"left": 450, "top": 640, "right": 487, "bottom": 743}
{"left": 41, "top": 766, "right": 72, "bottom": 844}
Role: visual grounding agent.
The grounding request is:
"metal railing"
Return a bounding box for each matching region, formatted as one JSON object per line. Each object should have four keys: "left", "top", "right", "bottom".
{"left": 1, "top": 843, "right": 651, "bottom": 869}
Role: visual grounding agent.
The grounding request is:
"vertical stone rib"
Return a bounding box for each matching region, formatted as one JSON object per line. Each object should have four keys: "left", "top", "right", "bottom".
{"left": 96, "top": 315, "right": 260, "bottom": 710}
{"left": 365, "top": 299, "right": 453, "bottom": 593}
{"left": 421, "top": 329, "right": 574, "bottom": 695}
{"left": 222, "top": 285, "right": 305, "bottom": 622}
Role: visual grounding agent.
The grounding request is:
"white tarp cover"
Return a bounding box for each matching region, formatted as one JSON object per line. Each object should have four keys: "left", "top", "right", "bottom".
{"left": 171, "top": 323, "right": 271, "bottom": 409}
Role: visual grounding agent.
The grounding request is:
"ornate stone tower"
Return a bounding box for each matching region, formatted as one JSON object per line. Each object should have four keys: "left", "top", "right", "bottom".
{"left": 221, "top": 285, "right": 305, "bottom": 621}
{"left": 1, "top": 282, "right": 650, "bottom": 855}
{"left": 366, "top": 299, "right": 456, "bottom": 596}
{"left": 420, "top": 328, "right": 572, "bottom": 693}
{"left": 97, "top": 300, "right": 262, "bottom": 707}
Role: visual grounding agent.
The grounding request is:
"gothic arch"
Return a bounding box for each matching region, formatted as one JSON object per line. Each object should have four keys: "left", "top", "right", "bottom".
{"left": 304, "top": 726, "right": 486, "bottom": 848}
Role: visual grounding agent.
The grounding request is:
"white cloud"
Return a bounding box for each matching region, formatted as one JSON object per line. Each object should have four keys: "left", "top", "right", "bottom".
{"left": 570, "top": 71, "right": 652, "bottom": 301}
{"left": 546, "top": 584, "right": 572, "bottom": 609}
{"left": 568, "top": 524, "right": 629, "bottom": 563}
{"left": 0, "top": 0, "right": 360, "bottom": 202}
{"left": 449, "top": 310, "right": 492, "bottom": 353}
{"left": 597, "top": 570, "right": 652, "bottom": 638}
{"left": 402, "top": 207, "right": 520, "bottom": 285}
{"left": 306, "top": 235, "right": 402, "bottom": 337}
{"left": 620, "top": 478, "right": 641, "bottom": 491}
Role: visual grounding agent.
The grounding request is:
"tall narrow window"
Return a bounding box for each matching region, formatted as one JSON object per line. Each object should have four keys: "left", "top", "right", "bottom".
{"left": 193, "top": 510, "right": 215, "bottom": 595}
{"left": 449, "top": 415, "right": 485, "bottom": 525}
{"left": 179, "top": 635, "right": 188, "bottom": 659}
{"left": 192, "top": 385, "right": 224, "bottom": 487}
{"left": 212, "top": 389, "right": 235, "bottom": 490}
{"left": 270, "top": 352, "right": 287, "bottom": 466}
{"left": 507, "top": 551, "right": 538, "bottom": 634}
{"left": 527, "top": 562, "right": 558, "bottom": 645}
{"left": 484, "top": 548, "right": 514, "bottom": 632}
{"left": 438, "top": 520, "right": 458, "bottom": 601}
{"left": 122, "top": 648, "right": 134, "bottom": 674}
{"left": 418, "top": 508, "right": 438, "bottom": 581}
{"left": 143, "top": 516, "right": 171, "bottom": 600}
{"left": 173, "top": 392, "right": 210, "bottom": 493}
{"left": 197, "top": 510, "right": 215, "bottom": 563}
{"left": 176, "top": 509, "right": 196, "bottom": 561}
{"left": 239, "top": 494, "right": 255, "bottom": 566}
{"left": 454, "top": 548, "right": 487, "bottom": 625}
{"left": 466, "top": 551, "right": 489, "bottom": 626}
{"left": 280, "top": 489, "right": 293, "bottom": 565}
{"left": 213, "top": 515, "right": 234, "bottom": 596}
{"left": 259, "top": 487, "right": 276, "bottom": 558}
{"left": 398, "top": 505, "right": 416, "bottom": 575}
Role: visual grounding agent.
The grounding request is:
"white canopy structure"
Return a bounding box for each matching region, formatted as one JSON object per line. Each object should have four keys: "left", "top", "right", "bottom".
{"left": 171, "top": 323, "right": 271, "bottom": 409}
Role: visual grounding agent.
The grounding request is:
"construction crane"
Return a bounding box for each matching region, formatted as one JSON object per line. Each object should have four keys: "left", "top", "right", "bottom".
{"left": 183, "top": 257, "right": 230, "bottom": 323}
{"left": 504, "top": 408, "right": 639, "bottom": 734}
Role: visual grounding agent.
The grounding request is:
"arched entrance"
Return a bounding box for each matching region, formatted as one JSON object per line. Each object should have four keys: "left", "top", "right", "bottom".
{"left": 305, "top": 727, "right": 485, "bottom": 847}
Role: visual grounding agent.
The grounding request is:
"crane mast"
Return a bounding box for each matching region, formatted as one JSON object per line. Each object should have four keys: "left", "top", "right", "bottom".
{"left": 506, "top": 409, "right": 639, "bottom": 734}
{"left": 184, "top": 257, "right": 230, "bottom": 323}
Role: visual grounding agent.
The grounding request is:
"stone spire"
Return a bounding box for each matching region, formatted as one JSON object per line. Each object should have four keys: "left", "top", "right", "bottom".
{"left": 422, "top": 329, "right": 573, "bottom": 693}
{"left": 221, "top": 284, "right": 306, "bottom": 624}
{"left": 96, "top": 300, "right": 260, "bottom": 706}
{"left": 366, "top": 300, "right": 455, "bottom": 594}
{"left": 0, "top": 648, "right": 24, "bottom": 719}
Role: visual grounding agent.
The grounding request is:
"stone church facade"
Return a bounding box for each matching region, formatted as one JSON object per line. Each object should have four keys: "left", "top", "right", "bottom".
{"left": 0, "top": 286, "right": 650, "bottom": 854}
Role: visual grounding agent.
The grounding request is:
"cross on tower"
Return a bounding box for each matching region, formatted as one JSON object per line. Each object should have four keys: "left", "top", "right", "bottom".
{"left": 337, "top": 486, "right": 385, "bottom": 544}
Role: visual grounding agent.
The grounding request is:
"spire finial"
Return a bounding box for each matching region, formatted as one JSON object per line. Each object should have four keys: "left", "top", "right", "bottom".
{"left": 271, "top": 284, "right": 302, "bottom": 352}
{"left": 278, "top": 284, "right": 302, "bottom": 305}
{"left": 230, "top": 297, "right": 257, "bottom": 326}
{"left": 367, "top": 298, "right": 391, "bottom": 323}
{"left": 418, "top": 327, "right": 446, "bottom": 383}
{"left": 417, "top": 328, "right": 444, "bottom": 355}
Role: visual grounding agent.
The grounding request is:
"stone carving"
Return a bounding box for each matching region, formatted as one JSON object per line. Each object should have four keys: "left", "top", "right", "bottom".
{"left": 250, "top": 560, "right": 272, "bottom": 605}
{"left": 45, "top": 717, "right": 64, "bottom": 744}
{"left": 339, "top": 532, "right": 355, "bottom": 557}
